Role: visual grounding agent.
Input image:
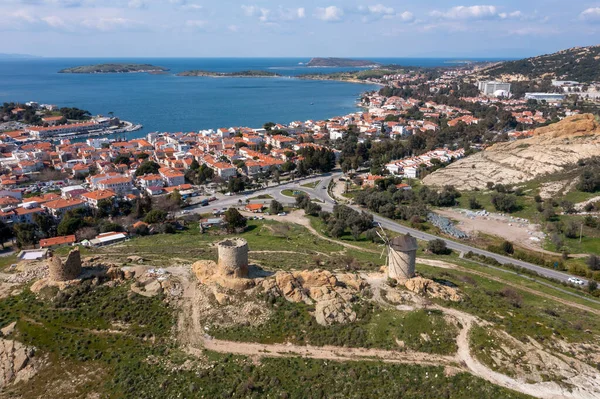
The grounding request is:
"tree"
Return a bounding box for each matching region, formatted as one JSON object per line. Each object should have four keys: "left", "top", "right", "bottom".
{"left": 491, "top": 193, "right": 518, "bottom": 213}
{"left": 224, "top": 208, "right": 247, "bottom": 233}
{"left": 269, "top": 200, "right": 283, "bottom": 215}
{"left": 587, "top": 254, "right": 600, "bottom": 271}
{"left": 427, "top": 239, "right": 450, "bottom": 255}
{"left": 468, "top": 196, "right": 482, "bottom": 210}
{"left": 228, "top": 177, "right": 246, "bottom": 193}
{"left": 114, "top": 154, "right": 132, "bottom": 166}
{"left": 501, "top": 240, "right": 514, "bottom": 255}
{"left": 13, "top": 223, "right": 37, "bottom": 248}
{"left": 144, "top": 209, "right": 167, "bottom": 224}
{"left": 0, "top": 221, "right": 13, "bottom": 249}
{"left": 564, "top": 221, "right": 579, "bottom": 239}
{"left": 57, "top": 217, "right": 83, "bottom": 236}
{"left": 135, "top": 161, "right": 160, "bottom": 176}
{"left": 33, "top": 213, "right": 54, "bottom": 238}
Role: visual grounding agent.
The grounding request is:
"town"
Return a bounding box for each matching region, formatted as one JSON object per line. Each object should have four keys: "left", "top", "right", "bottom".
{"left": 0, "top": 59, "right": 598, "bottom": 251}
{"left": 1, "top": 44, "right": 600, "bottom": 399}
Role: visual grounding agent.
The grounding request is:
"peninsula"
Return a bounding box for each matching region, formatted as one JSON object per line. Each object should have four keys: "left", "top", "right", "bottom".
{"left": 177, "top": 70, "right": 281, "bottom": 77}
{"left": 59, "top": 63, "right": 169, "bottom": 74}
{"left": 306, "top": 57, "right": 381, "bottom": 67}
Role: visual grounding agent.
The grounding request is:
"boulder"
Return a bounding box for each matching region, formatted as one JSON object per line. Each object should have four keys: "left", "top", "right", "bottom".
{"left": 106, "top": 267, "right": 125, "bottom": 281}
{"left": 0, "top": 339, "right": 36, "bottom": 388}
{"left": 404, "top": 277, "right": 462, "bottom": 302}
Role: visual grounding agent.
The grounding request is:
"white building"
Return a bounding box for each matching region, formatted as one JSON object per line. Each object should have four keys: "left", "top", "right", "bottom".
{"left": 524, "top": 93, "right": 566, "bottom": 103}
{"left": 478, "top": 81, "right": 512, "bottom": 97}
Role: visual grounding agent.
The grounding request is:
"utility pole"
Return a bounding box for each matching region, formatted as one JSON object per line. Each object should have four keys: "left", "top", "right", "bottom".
{"left": 580, "top": 222, "right": 583, "bottom": 244}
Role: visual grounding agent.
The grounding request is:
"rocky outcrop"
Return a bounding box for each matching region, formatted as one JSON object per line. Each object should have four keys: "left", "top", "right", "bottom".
{"left": 423, "top": 114, "right": 600, "bottom": 190}
{"left": 404, "top": 277, "right": 462, "bottom": 302}
{"left": 262, "top": 270, "right": 365, "bottom": 326}
{"left": 192, "top": 260, "right": 255, "bottom": 291}
{"left": 48, "top": 248, "right": 82, "bottom": 282}
{"left": 0, "top": 338, "right": 38, "bottom": 388}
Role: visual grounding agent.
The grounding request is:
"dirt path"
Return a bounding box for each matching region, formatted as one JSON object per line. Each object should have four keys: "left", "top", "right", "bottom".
{"left": 201, "top": 336, "right": 457, "bottom": 367}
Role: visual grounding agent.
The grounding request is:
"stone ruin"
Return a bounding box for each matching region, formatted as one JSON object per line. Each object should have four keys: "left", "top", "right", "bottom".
{"left": 217, "top": 238, "right": 248, "bottom": 278}
{"left": 192, "top": 237, "right": 253, "bottom": 291}
{"left": 48, "top": 248, "right": 82, "bottom": 282}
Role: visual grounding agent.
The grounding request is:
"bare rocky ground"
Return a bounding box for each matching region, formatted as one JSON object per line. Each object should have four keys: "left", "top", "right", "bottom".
{"left": 423, "top": 114, "right": 600, "bottom": 190}
{"left": 436, "top": 208, "right": 548, "bottom": 252}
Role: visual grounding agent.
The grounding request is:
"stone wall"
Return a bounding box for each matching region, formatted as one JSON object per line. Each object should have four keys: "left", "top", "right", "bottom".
{"left": 48, "top": 247, "right": 82, "bottom": 282}
{"left": 217, "top": 238, "right": 248, "bottom": 278}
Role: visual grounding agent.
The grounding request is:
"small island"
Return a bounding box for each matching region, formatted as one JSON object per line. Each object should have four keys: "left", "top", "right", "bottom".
{"left": 177, "top": 70, "right": 281, "bottom": 78}
{"left": 59, "top": 63, "right": 170, "bottom": 74}
{"left": 306, "top": 57, "right": 381, "bottom": 68}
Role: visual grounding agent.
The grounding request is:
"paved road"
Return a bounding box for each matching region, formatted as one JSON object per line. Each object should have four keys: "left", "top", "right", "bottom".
{"left": 188, "top": 171, "right": 587, "bottom": 285}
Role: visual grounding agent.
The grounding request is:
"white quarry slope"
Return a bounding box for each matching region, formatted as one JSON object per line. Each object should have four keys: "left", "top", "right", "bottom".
{"left": 423, "top": 114, "right": 600, "bottom": 190}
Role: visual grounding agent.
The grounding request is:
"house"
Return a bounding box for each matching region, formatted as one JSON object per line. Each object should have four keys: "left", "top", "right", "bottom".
{"left": 159, "top": 168, "right": 185, "bottom": 187}
{"left": 40, "top": 235, "right": 76, "bottom": 249}
{"left": 146, "top": 186, "right": 164, "bottom": 196}
{"left": 13, "top": 207, "right": 45, "bottom": 224}
{"left": 81, "top": 189, "right": 116, "bottom": 209}
{"left": 71, "top": 163, "right": 90, "bottom": 177}
{"left": 88, "top": 231, "right": 128, "bottom": 247}
{"left": 245, "top": 203, "right": 264, "bottom": 213}
{"left": 42, "top": 198, "right": 85, "bottom": 218}
{"left": 266, "top": 135, "right": 297, "bottom": 149}
{"left": 138, "top": 174, "right": 163, "bottom": 189}
{"left": 97, "top": 177, "right": 133, "bottom": 194}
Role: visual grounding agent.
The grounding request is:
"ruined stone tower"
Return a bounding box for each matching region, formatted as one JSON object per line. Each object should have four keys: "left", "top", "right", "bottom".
{"left": 48, "top": 247, "right": 82, "bottom": 282}
{"left": 217, "top": 238, "right": 249, "bottom": 278}
{"left": 387, "top": 235, "right": 418, "bottom": 281}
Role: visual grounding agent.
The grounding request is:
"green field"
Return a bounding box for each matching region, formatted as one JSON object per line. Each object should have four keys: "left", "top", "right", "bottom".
{"left": 301, "top": 180, "right": 321, "bottom": 188}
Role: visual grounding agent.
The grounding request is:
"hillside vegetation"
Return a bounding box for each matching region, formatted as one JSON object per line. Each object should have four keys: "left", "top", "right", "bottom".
{"left": 480, "top": 45, "right": 600, "bottom": 83}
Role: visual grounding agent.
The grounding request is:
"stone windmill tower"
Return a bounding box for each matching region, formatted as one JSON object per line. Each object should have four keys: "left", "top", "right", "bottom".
{"left": 377, "top": 228, "right": 418, "bottom": 281}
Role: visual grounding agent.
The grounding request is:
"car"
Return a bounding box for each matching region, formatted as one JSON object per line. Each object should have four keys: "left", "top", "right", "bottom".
{"left": 277, "top": 212, "right": 287, "bottom": 216}
{"left": 568, "top": 277, "right": 585, "bottom": 285}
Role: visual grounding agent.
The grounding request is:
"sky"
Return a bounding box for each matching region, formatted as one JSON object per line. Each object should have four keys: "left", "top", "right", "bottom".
{"left": 0, "top": 0, "right": 599, "bottom": 58}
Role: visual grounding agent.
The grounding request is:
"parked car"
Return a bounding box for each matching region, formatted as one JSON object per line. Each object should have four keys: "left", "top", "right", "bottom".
{"left": 568, "top": 277, "right": 585, "bottom": 285}
{"left": 277, "top": 212, "right": 287, "bottom": 216}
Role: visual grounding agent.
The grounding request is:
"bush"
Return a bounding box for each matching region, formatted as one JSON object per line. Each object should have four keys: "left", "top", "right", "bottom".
{"left": 491, "top": 193, "right": 518, "bottom": 213}
{"left": 499, "top": 287, "right": 523, "bottom": 308}
{"left": 588, "top": 255, "right": 600, "bottom": 271}
{"left": 501, "top": 240, "right": 514, "bottom": 255}
{"left": 427, "top": 239, "right": 451, "bottom": 255}
{"left": 468, "top": 197, "right": 482, "bottom": 210}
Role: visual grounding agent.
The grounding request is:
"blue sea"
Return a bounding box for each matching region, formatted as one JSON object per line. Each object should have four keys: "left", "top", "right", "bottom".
{"left": 0, "top": 57, "right": 507, "bottom": 140}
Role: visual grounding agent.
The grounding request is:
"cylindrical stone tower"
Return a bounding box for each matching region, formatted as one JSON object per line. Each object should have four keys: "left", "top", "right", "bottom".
{"left": 49, "top": 247, "right": 82, "bottom": 282}
{"left": 388, "top": 235, "right": 418, "bottom": 281}
{"left": 217, "top": 238, "right": 249, "bottom": 278}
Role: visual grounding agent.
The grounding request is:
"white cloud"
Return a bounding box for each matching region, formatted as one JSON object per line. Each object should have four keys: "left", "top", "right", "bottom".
{"left": 241, "top": 5, "right": 259, "bottom": 17}
{"left": 242, "top": 5, "right": 305, "bottom": 23}
{"left": 398, "top": 11, "right": 414, "bottom": 22}
{"left": 315, "top": 6, "right": 344, "bottom": 22}
{"left": 185, "top": 19, "right": 207, "bottom": 29}
{"left": 41, "top": 15, "right": 66, "bottom": 28}
{"left": 81, "top": 17, "right": 141, "bottom": 31}
{"left": 279, "top": 7, "right": 305, "bottom": 21}
{"left": 127, "top": 0, "right": 146, "bottom": 9}
{"left": 580, "top": 7, "right": 600, "bottom": 23}
{"left": 430, "top": 5, "right": 518, "bottom": 20}
{"left": 228, "top": 24, "right": 239, "bottom": 32}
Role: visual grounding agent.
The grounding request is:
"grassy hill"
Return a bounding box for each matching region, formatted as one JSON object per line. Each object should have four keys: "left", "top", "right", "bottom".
{"left": 481, "top": 45, "right": 600, "bottom": 83}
